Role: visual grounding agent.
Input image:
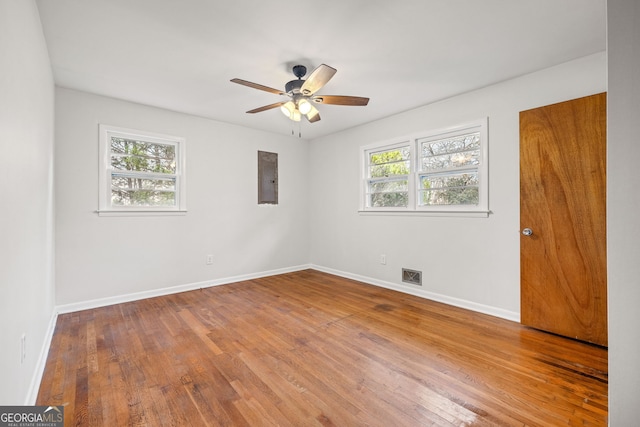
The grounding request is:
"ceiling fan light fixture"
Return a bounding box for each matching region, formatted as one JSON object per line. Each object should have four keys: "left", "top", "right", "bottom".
{"left": 280, "top": 101, "right": 295, "bottom": 118}
{"left": 298, "top": 99, "right": 312, "bottom": 115}
{"left": 291, "top": 109, "right": 302, "bottom": 122}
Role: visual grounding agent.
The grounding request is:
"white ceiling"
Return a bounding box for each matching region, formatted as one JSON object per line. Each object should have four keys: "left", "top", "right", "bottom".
{"left": 36, "top": 0, "right": 606, "bottom": 140}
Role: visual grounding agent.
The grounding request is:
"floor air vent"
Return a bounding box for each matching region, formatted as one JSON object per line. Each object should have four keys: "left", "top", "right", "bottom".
{"left": 402, "top": 268, "right": 422, "bottom": 286}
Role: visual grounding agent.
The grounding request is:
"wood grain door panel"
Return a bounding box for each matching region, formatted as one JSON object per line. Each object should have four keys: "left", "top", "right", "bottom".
{"left": 520, "top": 93, "right": 607, "bottom": 346}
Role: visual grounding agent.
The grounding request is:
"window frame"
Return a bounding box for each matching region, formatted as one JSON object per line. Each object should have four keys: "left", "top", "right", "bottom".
{"left": 98, "top": 124, "right": 187, "bottom": 216}
{"left": 360, "top": 118, "right": 489, "bottom": 217}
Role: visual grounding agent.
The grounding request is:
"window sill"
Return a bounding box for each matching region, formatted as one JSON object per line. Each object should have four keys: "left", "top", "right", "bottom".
{"left": 96, "top": 209, "right": 187, "bottom": 217}
{"left": 358, "top": 209, "right": 491, "bottom": 218}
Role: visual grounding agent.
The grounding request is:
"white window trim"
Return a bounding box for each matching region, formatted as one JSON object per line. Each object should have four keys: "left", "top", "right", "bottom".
{"left": 359, "top": 118, "right": 489, "bottom": 217}
{"left": 98, "top": 124, "right": 187, "bottom": 216}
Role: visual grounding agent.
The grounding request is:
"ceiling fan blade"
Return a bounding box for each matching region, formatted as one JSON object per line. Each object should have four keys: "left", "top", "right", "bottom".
{"left": 305, "top": 105, "right": 321, "bottom": 123}
{"left": 313, "top": 95, "right": 369, "bottom": 106}
{"left": 300, "top": 64, "right": 337, "bottom": 96}
{"left": 231, "top": 78, "right": 284, "bottom": 96}
{"left": 247, "top": 102, "right": 285, "bottom": 114}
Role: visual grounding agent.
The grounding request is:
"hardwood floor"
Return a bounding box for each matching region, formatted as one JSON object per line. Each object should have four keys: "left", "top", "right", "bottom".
{"left": 37, "top": 270, "right": 608, "bottom": 426}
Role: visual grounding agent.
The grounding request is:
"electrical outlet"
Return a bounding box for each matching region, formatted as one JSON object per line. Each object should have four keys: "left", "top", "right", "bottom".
{"left": 206, "top": 254, "right": 214, "bottom": 265}
{"left": 20, "top": 334, "right": 26, "bottom": 364}
{"left": 380, "top": 254, "right": 386, "bottom": 265}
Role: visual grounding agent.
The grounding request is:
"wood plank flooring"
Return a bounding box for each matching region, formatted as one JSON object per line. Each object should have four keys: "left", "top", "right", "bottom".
{"left": 37, "top": 270, "right": 608, "bottom": 426}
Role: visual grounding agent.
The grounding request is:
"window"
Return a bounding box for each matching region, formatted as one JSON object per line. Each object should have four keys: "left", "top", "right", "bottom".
{"left": 99, "top": 125, "right": 186, "bottom": 215}
{"left": 361, "top": 119, "right": 488, "bottom": 215}
{"left": 417, "top": 130, "right": 481, "bottom": 207}
{"left": 364, "top": 141, "right": 411, "bottom": 208}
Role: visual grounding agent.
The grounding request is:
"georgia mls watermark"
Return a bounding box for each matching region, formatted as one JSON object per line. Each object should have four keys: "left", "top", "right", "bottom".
{"left": 0, "top": 406, "right": 63, "bottom": 427}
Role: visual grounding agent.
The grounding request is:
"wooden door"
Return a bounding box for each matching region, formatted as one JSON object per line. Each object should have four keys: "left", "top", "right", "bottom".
{"left": 520, "top": 93, "right": 607, "bottom": 347}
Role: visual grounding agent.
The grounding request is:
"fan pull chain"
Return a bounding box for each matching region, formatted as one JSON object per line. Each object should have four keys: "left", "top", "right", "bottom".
{"left": 291, "top": 123, "right": 302, "bottom": 138}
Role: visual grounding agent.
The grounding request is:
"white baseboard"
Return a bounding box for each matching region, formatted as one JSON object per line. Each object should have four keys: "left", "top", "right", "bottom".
{"left": 56, "top": 264, "right": 312, "bottom": 315}
{"left": 55, "top": 262, "right": 518, "bottom": 323}
{"left": 24, "top": 310, "right": 58, "bottom": 405}
{"left": 309, "top": 264, "right": 520, "bottom": 322}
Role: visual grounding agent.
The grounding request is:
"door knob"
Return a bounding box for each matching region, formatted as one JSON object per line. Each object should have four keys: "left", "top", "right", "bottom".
{"left": 522, "top": 228, "right": 533, "bottom": 236}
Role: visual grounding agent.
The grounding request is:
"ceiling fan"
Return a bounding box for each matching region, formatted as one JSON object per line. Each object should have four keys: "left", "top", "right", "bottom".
{"left": 231, "top": 64, "right": 369, "bottom": 123}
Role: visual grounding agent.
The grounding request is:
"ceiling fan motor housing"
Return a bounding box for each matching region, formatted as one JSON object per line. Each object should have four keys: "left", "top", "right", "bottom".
{"left": 285, "top": 65, "right": 308, "bottom": 94}
{"left": 285, "top": 79, "right": 304, "bottom": 94}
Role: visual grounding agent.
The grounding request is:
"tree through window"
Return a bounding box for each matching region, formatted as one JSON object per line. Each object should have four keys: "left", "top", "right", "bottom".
{"left": 99, "top": 125, "right": 186, "bottom": 214}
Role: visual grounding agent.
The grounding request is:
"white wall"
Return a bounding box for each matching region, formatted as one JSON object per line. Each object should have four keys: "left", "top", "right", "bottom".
{"left": 309, "top": 53, "right": 606, "bottom": 319}
{"left": 0, "top": 0, "right": 56, "bottom": 404}
{"left": 54, "top": 88, "right": 309, "bottom": 307}
{"left": 607, "top": 0, "right": 640, "bottom": 423}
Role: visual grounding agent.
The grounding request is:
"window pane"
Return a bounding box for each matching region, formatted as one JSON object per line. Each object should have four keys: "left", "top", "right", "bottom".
{"left": 419, "top": 172, "right": 479, "bottom": 206}
{"left": 421, "top": 172, "right": 478, "bottom": 189}
{"left": 421, "top": 149, "right": 480, "bottom": 170}
{"left": 367, "top": 176, "right": 408, "bottom": 208}
{"left": 111, "top": 189, "right": 176, "bottom": 207}
{"left": 420, "top": 132, "right": 480, "bottom": 157}
{"left": 420, "top": 187, "right": 479, "bottom": 206}
{"left": 369, "top": 192, "right": 409, "bottom": 208}
{"left": 420, "top": 132, "right": 480, "bottom": 171}
{"left": 369, "top": 146, "right": 410, "bottom": 178}
{"left": 111, "top": 174, "right": 176, "bottom": 207}
{"left": 110, "top": 137, "right": 176, "bottom": 174}
{"left": 368, "top": 179, "right": 408, "bottom": 193}
{"left": 112, "top": 175, "right": 176, "bottom": 191}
